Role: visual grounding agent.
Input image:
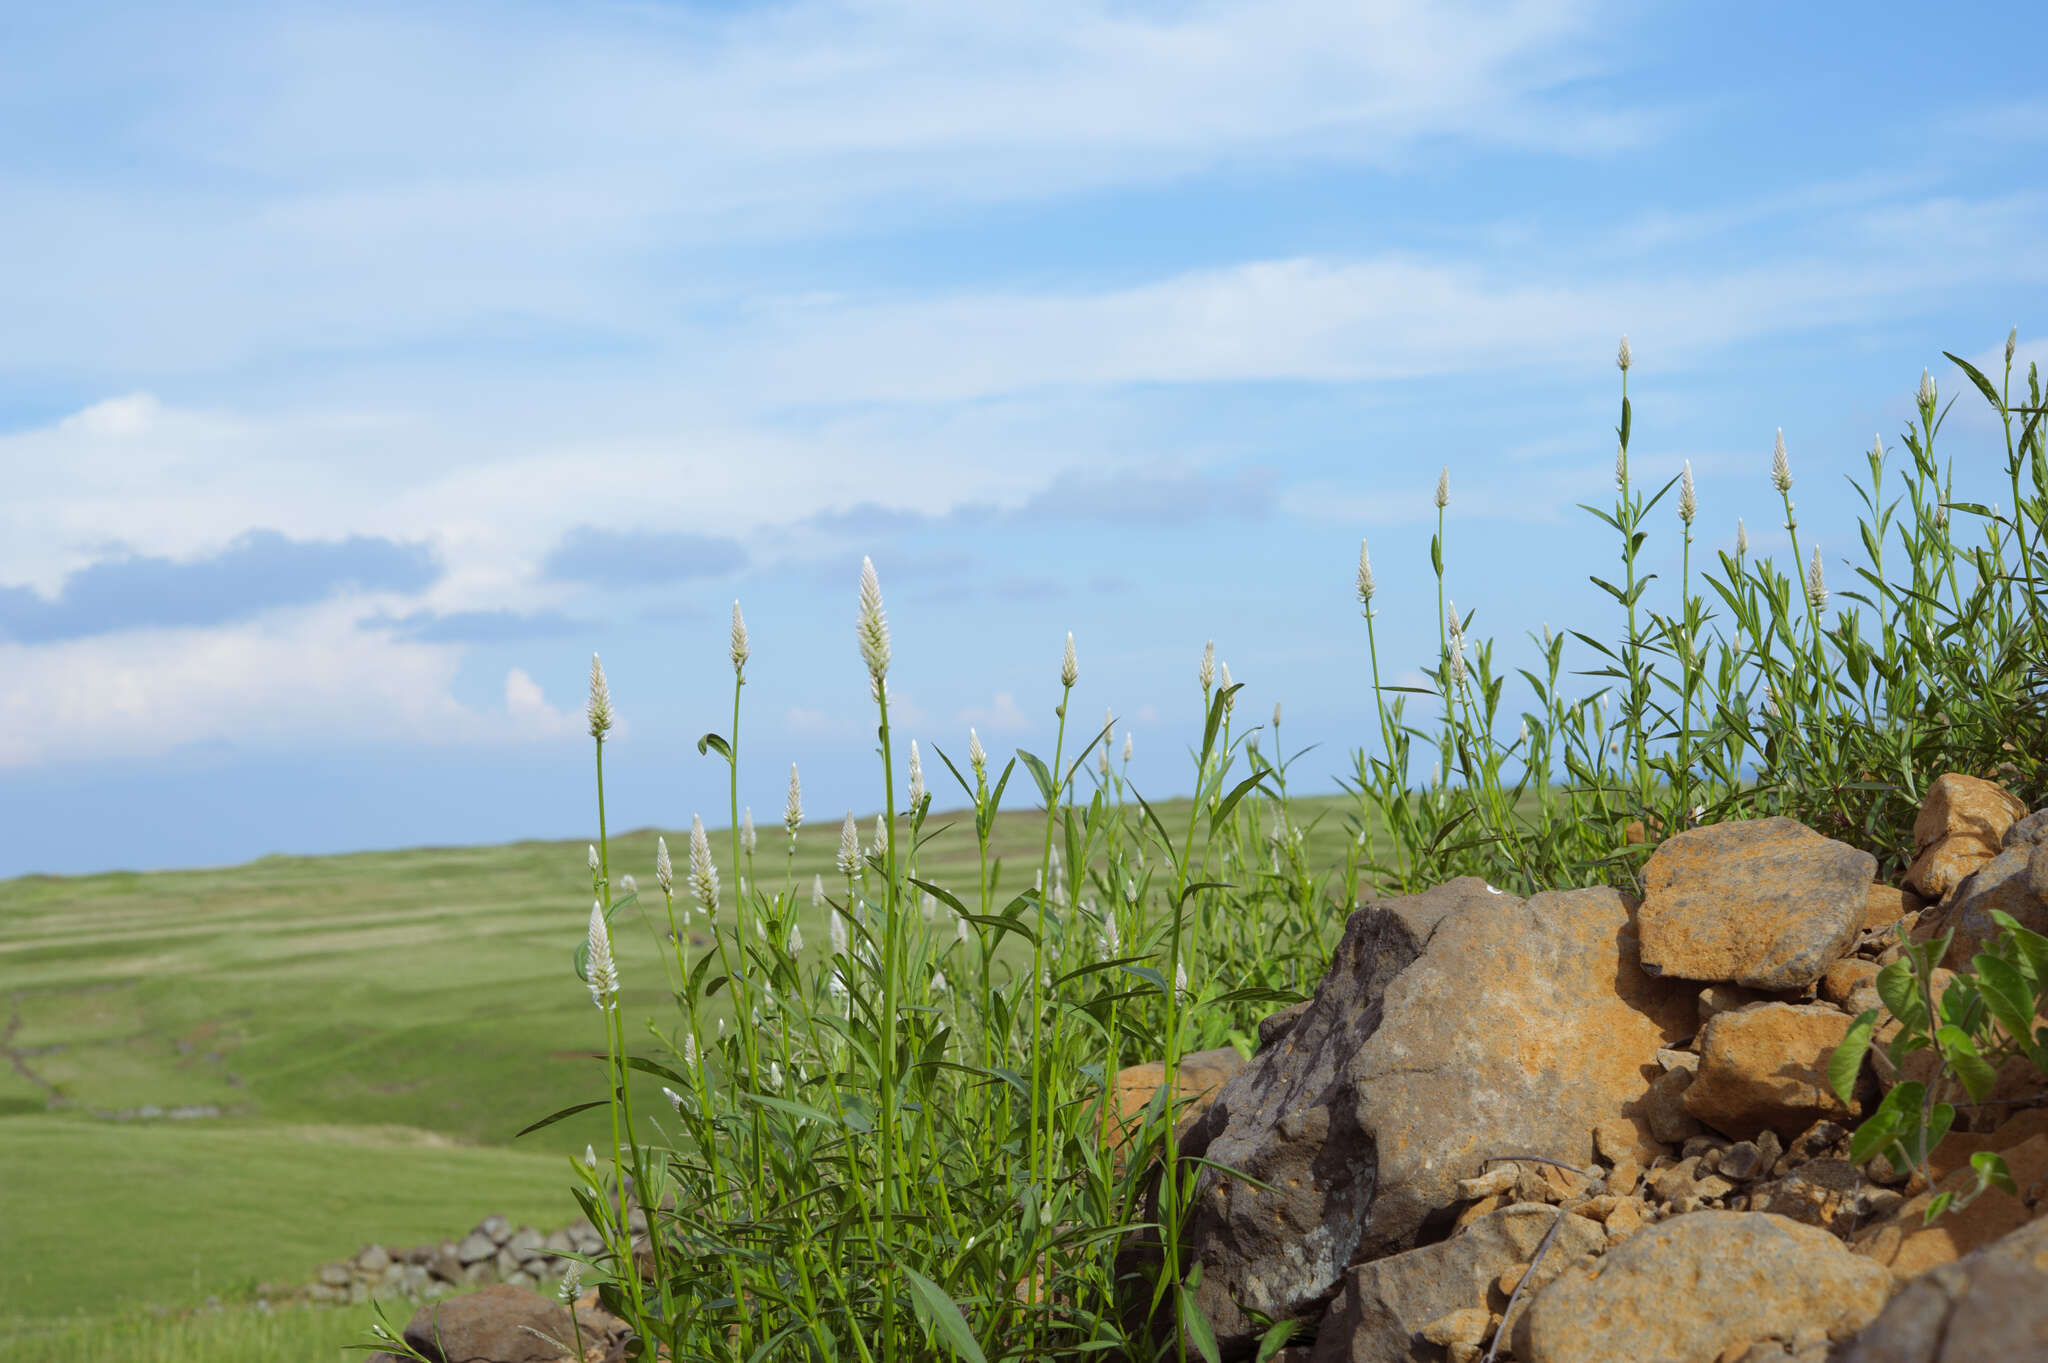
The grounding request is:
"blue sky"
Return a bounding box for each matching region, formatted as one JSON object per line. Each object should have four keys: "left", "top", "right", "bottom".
{"left": 3, "top": 0, "right": 2045, "bottom": 877}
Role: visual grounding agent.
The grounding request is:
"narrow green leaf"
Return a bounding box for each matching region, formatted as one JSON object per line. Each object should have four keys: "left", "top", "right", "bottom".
{"left": 1255, "top": 1320, "right": 1301, "bottom": 1363}
{"left": 625, "top": 1056, "right": 690, "bottom": 1086}
{"left": 514, "top": 1099, "right": 609, "bottom": 1138}
{"left": 901, "top": 1264, "right": 988, "bottom": 1363}
{"left": 742, "top": 1092, "right": 843, "bottom": 1130}
{"left": 1014, "top": 749, "right": 1056, "bottom": 807}
{"left": 696, "top": 732, "right": 733, "bottom": 762}
{"left": 1178, "top": 1285, "right": 1223, "bottom": 1363}
{"left": 1944, "top": 350, "right": 2004, "bottom": 412}
{"left": 1209, "top": 770, "right": 1272, "bottom": 836}
{"left": 1922, "top": 1191, "right": 1954, "bottom": 1224}
{"left": 1829, "top": 1009, "right": 1878, "bottom": 1105}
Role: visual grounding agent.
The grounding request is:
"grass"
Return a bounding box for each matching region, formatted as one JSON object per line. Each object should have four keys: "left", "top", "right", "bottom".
{"left": 0, "top": 794, "right": 1358, "bottom": 1350}
{"left": 7, "top": 1302, "right": 370, "bottom": 1363}
{"left": 0, "top": 1118, "right": 570, "bottom": 1326}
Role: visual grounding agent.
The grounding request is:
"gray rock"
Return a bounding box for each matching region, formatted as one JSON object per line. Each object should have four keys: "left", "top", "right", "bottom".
{"left": 1256, "top": 1001, "right": 1311, "bottom": 1052}
{"left": 493, "top": 1246, "right": 520, "bottom": 1277}
{"left": 455, "top": 1232, "right": 496, "bottom": 1265}
{"left": 479, "top": 1214, "right": 513, "bottom": 1245}
{"left": 1838, "top": 1215, "right": 2048, "bottom": 1362}
{"left": 1637, "top": 817, "right": 1873, "bottom": 989}
{"left": 507, "top": 1226, "right": 544, "bottom": 1257}
{"left": 1512, "top": 1211, "right": 1889, "bottom": 1363}
{"left": 2001, "top": 808, "right": 2048, "bottom": 849}
{"left": 428, "top": 1249, "right": 465, "bottom": 1283}
{"left": 1306, "top": 1204, "right": 1603, "bottom": 1363}
{"left": 317, "top": 1262, "right": 351, "bottom": 1288}
{"left": 356, "top": 1244, "right": 392, "bottom": 1275}
{"left": 1937, "top": 841, "right": 2048, "bottom": 966}
{"left": 1166, "top": 880, "right": 1695, "bottom": 1358}
{"left": 544, "top": 1229, "right": 576, "bottom": 1256}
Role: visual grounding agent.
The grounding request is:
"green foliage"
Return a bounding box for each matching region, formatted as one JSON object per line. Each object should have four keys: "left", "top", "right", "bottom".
{"left": 1828, "top": 910, "right": 2048, "bottom": 1222}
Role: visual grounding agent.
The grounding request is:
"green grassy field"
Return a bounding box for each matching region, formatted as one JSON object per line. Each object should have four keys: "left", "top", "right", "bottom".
{"left": 0, "top": 794, "right": 1360, "bottom": 1353}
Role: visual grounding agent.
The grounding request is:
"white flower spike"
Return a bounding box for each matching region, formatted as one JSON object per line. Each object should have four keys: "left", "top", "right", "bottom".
{"left": 586, "top": 654, "right": 614, "bottom": 740}
{"left": 1807, "top": 546, "right": 1828, "bottom": 614}
{"left": 585, "top": 902, "right": 619, "bottom": 1007}
{"left": 1435, "top": 466, "right": 1450, "bottom": 509}
{"left": 837, "top": 813, "right": 860, "bottom": 876}
{"left": 689, "top": 814, "right": 719, "bottom": 919}
{"left": 857, "top": 557, "right": 891, "bottom": 698}
{"left": 1356, "top": 539, "right": 1375, "bottom": 606}
{"left": 968, "top": 728, "right": 987, "bottom": 780}
{"left": 785, "top": 764, "right": 803, "bottom": 837}
{"left": 907, "top": 741, "right": 925, "bottom": 809}
{"left": 1199, "top": 640, "right": 1215, "bottom": 695}
{"left": 1772, "top": 429, "right": 1793, "bottom": 494}
{"left": 1617, "top": 334, "right": 1632, "bottom": 372}
{"left": 1678, "top": 460, "right": 1696, "bottom": 527}
{"left": 655, "top": 837, "right": 674, "bottom": 896}
{"left": 730, "top": 601, "right": 750, "bottom": 674}
{"left": 1061, "top": 632, "right": 1078, "bottom": 688}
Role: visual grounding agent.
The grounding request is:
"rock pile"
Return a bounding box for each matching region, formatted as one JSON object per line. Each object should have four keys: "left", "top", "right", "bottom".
{"left": 1105, "top": 773, "right": 2048, "bottom": 1362}
{"left": 295, "top": 1213, "right": 608, "bottom": 1305}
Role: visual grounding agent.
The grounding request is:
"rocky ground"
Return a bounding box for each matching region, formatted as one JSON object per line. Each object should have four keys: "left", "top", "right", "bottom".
{"left": 371, "top": 772, "right": 2048, "bottom": 1362}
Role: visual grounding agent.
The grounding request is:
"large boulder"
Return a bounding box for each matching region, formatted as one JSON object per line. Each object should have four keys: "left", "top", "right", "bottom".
{"left": 1305, "top": 1203, "right": 1604, "bottom": 1363}
{"left": 1511, "top": 1211, "right": 1890, "bottom": 1363}
{"left": 1172, "top": 880, "right": 1695, "bottom": 1356}
{"left": 1839, "top": 1215, "right": 2048, "bottom": 1362}
{"left": 1637, "top": 817, "right": 1873, "bottom": 989}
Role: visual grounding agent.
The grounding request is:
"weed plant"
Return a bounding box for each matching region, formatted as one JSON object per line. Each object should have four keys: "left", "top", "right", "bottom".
{"left": 370, "top": 332, "right": 2044, "bottom": 1362}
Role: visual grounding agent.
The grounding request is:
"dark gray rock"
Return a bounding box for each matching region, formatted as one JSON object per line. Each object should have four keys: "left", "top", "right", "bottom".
{"left": 1305, "top": 1204, "right": 1602, "bottom": 1363}
{"left": 2001, "top": 808, "right": 2048, "bottom": 849}
{"left": 1165, "top": 879, "right": 1695, "bottom": 1358}
{"left": 455, "top": 1232, "right": 496, "bottom": 1265}
{"left": 1838, "top": 1214, "right": 2048, "bottom": 1362}
{"left": 1938, "top": 840, "right": 2048, "bottom": 966}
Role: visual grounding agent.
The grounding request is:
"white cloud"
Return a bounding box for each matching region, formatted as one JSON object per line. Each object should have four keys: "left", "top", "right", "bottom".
{"left": 956, "top": 691, "right": 1031, "bottom": 734}
{"left": 0, "top": 602, "right": 571, "bottom": 770}
{"left": 0, "top": 1, "right": 1638, "bottom": 372}
{"left": 503, "top": 666, "right": 578, "bottom": 739}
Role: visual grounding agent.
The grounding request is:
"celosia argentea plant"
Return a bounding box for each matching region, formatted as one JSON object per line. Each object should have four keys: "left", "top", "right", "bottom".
{"left": 485, "top": 557, "right": 1319, "bottom": 1363}
{"left": 361, "top": 330, "right": 2045, "bottom": 1363}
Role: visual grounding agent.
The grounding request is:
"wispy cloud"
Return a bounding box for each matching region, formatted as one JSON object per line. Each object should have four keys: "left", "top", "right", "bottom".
{"left": 543, "top": 526, "right": 747, "bottom": 588}
{"left": 0, "top": 529, "right": 437, "bottom": 643}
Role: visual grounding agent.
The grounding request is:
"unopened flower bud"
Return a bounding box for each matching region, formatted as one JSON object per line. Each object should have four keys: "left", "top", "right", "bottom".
{"left": 1617, "top": 334, "right": 1632, "bottom": 371}
{"left": 1061, "top": 631, "right": 1078, "bottom": 688}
